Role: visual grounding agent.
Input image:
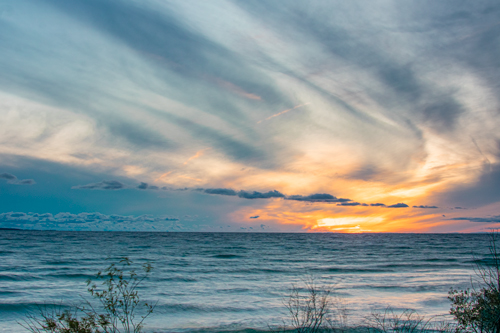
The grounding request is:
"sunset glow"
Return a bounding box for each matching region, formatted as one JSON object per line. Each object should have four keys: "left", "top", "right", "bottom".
{"left": 1, "top": 0, "right": 500, "bottom": 232}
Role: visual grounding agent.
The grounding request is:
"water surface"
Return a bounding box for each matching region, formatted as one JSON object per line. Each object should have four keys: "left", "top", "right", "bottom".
{"left": 0, "top": 231, "right": 490, "bottom": 332}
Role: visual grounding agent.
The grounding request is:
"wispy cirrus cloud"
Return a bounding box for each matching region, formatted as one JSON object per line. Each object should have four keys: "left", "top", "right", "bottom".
{"left": 1, "top": 0, "right": 500, "bottom": 232}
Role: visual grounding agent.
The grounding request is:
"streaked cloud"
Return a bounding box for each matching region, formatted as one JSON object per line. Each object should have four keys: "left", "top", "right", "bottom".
{"left": 1, "top": 0, "right": 500, "bottom": 232}
{"left": 450, "top": 216, "right": 500, "bottom": 223}
{"left": 413, "top": 205, "right": 439, "bottom": 209}
{"left": 257, "top": 103, "right": 310, "bottom": 124}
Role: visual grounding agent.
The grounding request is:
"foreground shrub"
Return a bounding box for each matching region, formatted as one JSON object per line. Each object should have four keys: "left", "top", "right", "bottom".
{"left": 366, "top": 307, "right": 456, "bottom": 333}
{"left": 272, "top": 277, "right": 350, "bottom": 333}
{"left": 21, "top": 257, "right": 155, "bottom": 333}
{"left": 448, "top": 231, "right": 500, "bottom": 333}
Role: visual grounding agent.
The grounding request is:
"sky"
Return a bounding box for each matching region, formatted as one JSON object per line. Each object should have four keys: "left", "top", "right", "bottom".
{"left": 1, "top": 0, "right": 500, "bottom": 232}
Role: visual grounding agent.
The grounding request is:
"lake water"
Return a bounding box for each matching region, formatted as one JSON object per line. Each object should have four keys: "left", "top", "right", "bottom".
{"left": 0, "top": 231, "right": 492, "bottom": 332}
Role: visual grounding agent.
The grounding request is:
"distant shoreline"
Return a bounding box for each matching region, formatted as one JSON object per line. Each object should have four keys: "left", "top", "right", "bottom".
{"left": 0, "top": 228, "right": 478, "bottom": 234}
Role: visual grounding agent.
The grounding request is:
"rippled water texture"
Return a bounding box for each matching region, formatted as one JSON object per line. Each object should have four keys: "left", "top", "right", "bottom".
{"left": 0, "top": 231, "right": 492, "bottom": 332}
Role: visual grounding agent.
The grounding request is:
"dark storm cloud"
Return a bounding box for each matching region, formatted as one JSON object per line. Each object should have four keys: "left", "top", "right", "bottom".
{"left": 0, "top": 172, "right": 35, "bottom": 185}
{"left": 450, "top": 215, "right": 500, "bottom": 223}
{"left": 72, "top": 180, "right": 126, "bottom": 190}
{"left": 387, "top": 203, "right": 409, "bottom": 208}
{"left": 413, "top": 205, "right": 438, "bottom": 209}
{"left": 285, "top": 193, "right": 351, "bottom": 203}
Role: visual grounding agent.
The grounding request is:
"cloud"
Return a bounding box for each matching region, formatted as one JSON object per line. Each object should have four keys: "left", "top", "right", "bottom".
{"left": 2, "top": 0, "right": 500, "bottom": 235}
{"left": 202, "top": 188, "right": 238, "bottom": 196}
{"left": 0, "top": 173, "right": 16, "bottom": 180}
{"left": 237, "top": 190, "right": 285, "bottom": 199}
{"left": 0, "top": 172, "right": 35, "bottom": 185}
{"left": 387, "top": 203, "right": 409, "bottom": 208}
{"left": 199, "top": 188, "right": 284, "bottom": 199}
{"left": 286, "top": 193, "right": 351, "bottom": 203}
{"left": 250, "top": 215, "right": 259, "bottom": 219}
{"left": 413, "top": 205, "right": 438, "bottom": 209}
{"left": 257, "top": 103, "right": 310, "bottom": 124}
{"left": 450, "top": 215, "right": 500, "bottom": 223}
{"left": 106, "top": 120, "right": 174, "bottom": 150}
{"left": 72, "top": 180, "right": 126, "bottom": 190}
{"left": 0, "top": 211, "right": 183, "bottom": 230}
{"left": 445, "top": 161, "right": 500, "bottom": 207}
{"left": 36, "top": 0, "right": 289, "bottom": 166}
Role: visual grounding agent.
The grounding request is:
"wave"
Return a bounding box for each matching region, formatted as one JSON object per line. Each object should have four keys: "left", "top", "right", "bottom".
{"left": 213, "top": 254, "right": 245, "bottom": 259}
{"left": 0, "top": 274, "right": 42, "bottom": 282}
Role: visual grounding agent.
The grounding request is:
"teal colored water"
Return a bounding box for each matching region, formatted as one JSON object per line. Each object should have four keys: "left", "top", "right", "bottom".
{"left": 0, "top": 231, "right": 490, "bottom": 332}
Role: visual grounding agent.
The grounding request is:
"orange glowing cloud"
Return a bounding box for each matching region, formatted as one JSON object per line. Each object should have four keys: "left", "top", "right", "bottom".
{"left": 184, "top": 148, "right": 211, "bottom": 165}
{"left": 155, "top": 171, "right": 173, "bottom": 182}
{"left": 179, "top": 175, "right": 202, "bottom": 182}
{"left": 228, "top": 192, "right": 456, "bottom": 233}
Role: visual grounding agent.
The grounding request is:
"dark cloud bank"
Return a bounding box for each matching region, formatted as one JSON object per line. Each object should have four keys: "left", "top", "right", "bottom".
{"left": 72, "top": 181, "right": 436, "bottom": 209}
